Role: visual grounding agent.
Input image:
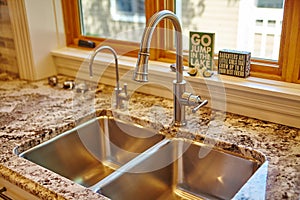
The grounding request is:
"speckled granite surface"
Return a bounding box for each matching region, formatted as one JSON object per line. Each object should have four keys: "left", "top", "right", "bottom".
{"left": 0, "top": 73, "right": 299, "bottom": 200}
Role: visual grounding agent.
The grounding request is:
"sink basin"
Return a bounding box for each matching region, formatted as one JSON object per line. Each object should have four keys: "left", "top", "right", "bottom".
{"left": 18, "top": 115, "right": 165, "bottom": 187}
{"left": 17, "top": 113, "right": 267, "bottom": 199}
{"left": 93, "top": 138, "right": 267, "bottom": 200}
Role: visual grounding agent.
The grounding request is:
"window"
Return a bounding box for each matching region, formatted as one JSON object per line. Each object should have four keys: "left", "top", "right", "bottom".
{"left": 79, "top": 0, "right": 145, "bottom": 42}
{"left": 176, "top": 0, "right": 284, "bottom": 75}
{"left": 62, "top": 0, "right": 300, "bottom": 83}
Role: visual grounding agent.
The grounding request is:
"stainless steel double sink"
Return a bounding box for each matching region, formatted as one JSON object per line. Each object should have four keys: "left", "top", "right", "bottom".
{"left": 17, "top": 114, "right": 268, "bottom": 199}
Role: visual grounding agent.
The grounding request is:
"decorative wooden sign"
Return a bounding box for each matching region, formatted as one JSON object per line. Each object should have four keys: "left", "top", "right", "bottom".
{"left": 218, "top": 49, "right": 251, "bottom": 78}
{"left": 189, "top": 31, "right": 215, "bottom": 71}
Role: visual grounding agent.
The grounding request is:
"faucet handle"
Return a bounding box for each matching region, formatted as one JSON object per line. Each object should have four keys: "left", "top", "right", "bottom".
{"left": 119, "top": 83, "right": 129, "bottom": 101}
{"left": 192, "top": 99, "right": 208, "bottom": 113}
{"left": 181, "top": 92, "right": 208, "bottom": 113}
{"left": 170, "top": 63, "right": 187, "bottom": 72}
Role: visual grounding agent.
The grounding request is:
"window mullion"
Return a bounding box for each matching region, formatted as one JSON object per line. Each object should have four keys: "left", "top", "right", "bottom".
{"left": 280, "top": 0, "right": 300, "bottom": 83}
{"left": 61, "top": 0, "right": 81, "bottom": 46}
{"left": 144, "top": 0, "right": 175, "bottom": 60}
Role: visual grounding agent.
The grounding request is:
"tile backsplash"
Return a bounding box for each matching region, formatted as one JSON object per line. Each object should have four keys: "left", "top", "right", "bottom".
{"left": 0, "top": 0, "right": 18, "bottom": 74}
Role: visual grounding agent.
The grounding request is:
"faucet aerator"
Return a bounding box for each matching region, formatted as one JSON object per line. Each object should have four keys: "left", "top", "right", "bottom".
{"left": 133, "top": 72, "right": 148, "bottom": 82}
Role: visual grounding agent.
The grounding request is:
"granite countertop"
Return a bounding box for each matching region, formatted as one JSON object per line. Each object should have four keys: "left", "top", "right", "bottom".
{"left": 0, "top": 73, "right": 299, "bottom": 200}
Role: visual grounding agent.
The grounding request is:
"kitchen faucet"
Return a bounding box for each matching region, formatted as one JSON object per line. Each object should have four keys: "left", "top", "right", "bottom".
{"left": 133, "top": 10, "right": 208, "bottom": 126}
{"left": 89, "top": 46, "right": 129, "bottom": 109}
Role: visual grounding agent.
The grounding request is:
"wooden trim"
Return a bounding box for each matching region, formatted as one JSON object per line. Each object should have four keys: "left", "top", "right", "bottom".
{"left": 154, "top": 0, "right": 176, "bottom": 60}
{"left": 61, "top": 0, "right": 81, "bottom": 46}
{"left": 145, "top": 0, "right": 168, "bottom": 60}
{"left": 276, "top": 0, "right": 300, "bottom": 83}
{"left": 74, "top": 37, "right": 141, "bottom": 57}
{"left": 7, "top": 0, "right": 35, "bottom": 80}
{"left": 250, "top": 59, "right": 281, "bottom": 78}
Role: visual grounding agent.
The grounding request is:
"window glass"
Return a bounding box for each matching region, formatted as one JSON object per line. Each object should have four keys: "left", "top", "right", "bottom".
{"left": 79, "top": 0, "right": 145, "bottom": 42}
{"left": 177, "top": 0, "right": 284, "bottom": 61}
{"left": 257, "top": 0, "right": 284, "bottom": 8}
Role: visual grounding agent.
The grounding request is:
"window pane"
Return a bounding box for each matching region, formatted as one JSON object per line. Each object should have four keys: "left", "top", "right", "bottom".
{"left": 79, "top": 0, "right": 145, "bottom": 42}
{"left": 177, "top": 0, "right": 284, "bottom": 61}
{"left": 257, "top": 0, "right": 284, "bottom": 8}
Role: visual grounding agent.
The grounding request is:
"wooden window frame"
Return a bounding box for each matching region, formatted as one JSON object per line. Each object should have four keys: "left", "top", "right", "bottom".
{"left": 61, "top": 0, "right": 300, "bottom": 83}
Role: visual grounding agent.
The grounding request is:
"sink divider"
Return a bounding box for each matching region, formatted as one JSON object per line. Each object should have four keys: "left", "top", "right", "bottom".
{"left": 89, "top": 138, "right": 171, "bottom": 193}
{"left": 102, "top": 117, "right": 111, "bottom": 164}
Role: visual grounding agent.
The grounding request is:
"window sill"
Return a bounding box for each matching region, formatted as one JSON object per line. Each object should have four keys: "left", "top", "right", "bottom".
{"left": 51, "top": 47, "right": 300, "bottom": 128}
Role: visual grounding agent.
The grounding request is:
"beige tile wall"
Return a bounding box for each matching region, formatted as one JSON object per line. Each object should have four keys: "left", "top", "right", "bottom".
{"left": 0, "top": 0, "right": 18, "bottom": 74}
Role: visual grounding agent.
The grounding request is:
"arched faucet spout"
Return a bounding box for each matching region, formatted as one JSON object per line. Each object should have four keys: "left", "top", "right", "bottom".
{"left": 89, "top": 46, "right": 128, "bottom": 109}
{"left": 89, "top": 46, "right": 120, "bottom": 89}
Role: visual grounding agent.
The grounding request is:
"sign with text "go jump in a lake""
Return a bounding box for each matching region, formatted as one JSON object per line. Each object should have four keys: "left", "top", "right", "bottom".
{"left": 189, "top": 31, "right": 215, "bottom": 71}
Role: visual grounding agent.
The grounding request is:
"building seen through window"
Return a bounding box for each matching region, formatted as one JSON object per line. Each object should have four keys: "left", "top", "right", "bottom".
{"left": 79, "top": 0, "right": 145, "bottom": 42}
{"left": 257, "top": 0, "right": 284, "bottom": 8}
{"left": 80, "top": 0, "right": 284, "bottom": 61}
{"left": 177, "top": 0, "right": 284, "bottom": 61}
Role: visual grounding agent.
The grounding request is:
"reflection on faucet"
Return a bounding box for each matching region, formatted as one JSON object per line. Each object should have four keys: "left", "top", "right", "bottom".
{"left": 133, "top": 10, "right": 208, "bottom": 127}
{"left": 89, "top": 46, "right": 129, "bottom": 109}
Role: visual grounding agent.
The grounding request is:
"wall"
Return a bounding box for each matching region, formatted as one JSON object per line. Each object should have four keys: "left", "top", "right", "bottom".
{"left": 3, "top": 0, "right": 61, "bottom": 80}
{"left": 23, "top": 0, "right": 59, "bottom": 79}
{"left": 0, "top": 0, "right": 18, "bottom": 74}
